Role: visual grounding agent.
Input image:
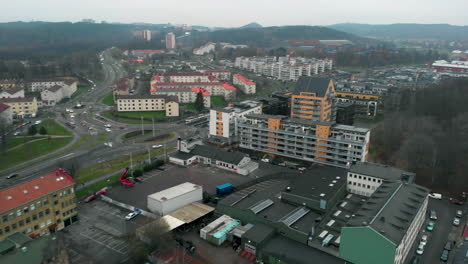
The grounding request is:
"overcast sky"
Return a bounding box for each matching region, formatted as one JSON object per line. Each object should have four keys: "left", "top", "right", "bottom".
{"left": 2, "top": 0, "right": 467, "bottom": 27}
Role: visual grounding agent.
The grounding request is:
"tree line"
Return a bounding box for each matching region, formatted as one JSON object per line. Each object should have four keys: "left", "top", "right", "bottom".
{"left": 371, "top": 78, "right": 468, "bottom": 194}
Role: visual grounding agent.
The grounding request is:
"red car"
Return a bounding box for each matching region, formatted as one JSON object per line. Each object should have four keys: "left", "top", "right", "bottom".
{"left": 450, "top": 198, "right": 464, "bottom": 205}
{"left": 84, "top": 194, "right": 97, "bottom": 203}
{"left": 96, "top": 189, "right": 108, "bottom": 195}
{"left": 119, "top": 126, "right": 125, "bottom": 129}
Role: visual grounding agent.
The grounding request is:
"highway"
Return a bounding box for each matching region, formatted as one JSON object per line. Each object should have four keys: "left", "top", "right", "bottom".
{"left": 0, "top": 49, "right": 206, "bottom": 188}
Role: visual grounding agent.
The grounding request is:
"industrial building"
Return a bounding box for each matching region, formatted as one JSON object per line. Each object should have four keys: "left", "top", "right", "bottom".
{"left": 169, "top": 137, "right": 259, "bottom": 176}
{"left": 0, "top": 169, "right": 77, "bottom": 241}
{"left": 208, "top": 100, "right": 262, "bottom": 143}
{"left": 216, "top": 163, "right": 428, "bottom": 264}
{"left": 147, "top": 182, "right": 203, "bottom": 216}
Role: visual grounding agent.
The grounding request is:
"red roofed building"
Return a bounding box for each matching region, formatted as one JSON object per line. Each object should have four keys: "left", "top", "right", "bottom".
{"left": 201, "top": 69, "right": 231, "bottom": 80}
{"left": 0, "top": 169, "right": 78, "bottom": 241}
{"left": 233, "top": 74, "right": 256, "bottom": 94}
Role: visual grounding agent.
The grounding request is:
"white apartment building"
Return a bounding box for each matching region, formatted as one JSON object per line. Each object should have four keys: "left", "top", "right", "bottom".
{"left": 193, "top": 42, "right": 216, "bottom": 55}
{"left": 201, "top": 69, "right": 231, "bottom": 81}
{"left": 0, "top": 103, "right": 13, "bottom": 125}
{"left": 29, "top": 78, "right": 77, "bottom": 93}
{"left": 232, "top": 74, "right": 256, "bottom": 94}
{"left": 0, "top": 86, "right": 25, "bottom": 98}
{"left": 209, "top": 100, "right": 262, "bottom": 142}
{"left": 41, "top": 85, "right": 64, "bottom": 106}
{"left": 235, "top": 56, "right": 333, "bottom": 81}
{"left": 116, "top": 95, "right": 179, "bottom": 117}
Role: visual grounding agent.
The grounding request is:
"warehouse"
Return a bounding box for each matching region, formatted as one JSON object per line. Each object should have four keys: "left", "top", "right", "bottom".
{"left": 147, "top": 182, "right": 203, "bottom": 216}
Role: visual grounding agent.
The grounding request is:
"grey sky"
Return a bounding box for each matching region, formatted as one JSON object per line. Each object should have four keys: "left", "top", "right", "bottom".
{"left": 2, "top": 0, "right": 467, "bottom": 27}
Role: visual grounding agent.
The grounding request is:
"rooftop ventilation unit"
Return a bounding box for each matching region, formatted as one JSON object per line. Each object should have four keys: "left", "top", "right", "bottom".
{"left": 7, "top": 196, "right": 12, "bottom": 200}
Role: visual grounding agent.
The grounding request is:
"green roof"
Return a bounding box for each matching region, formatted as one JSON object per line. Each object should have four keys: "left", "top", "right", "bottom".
{"left": 7, "top": 232, "right": 32, "bottom": 247}
{"left": 0, "top": 240, "right": 15, "bottom": 254}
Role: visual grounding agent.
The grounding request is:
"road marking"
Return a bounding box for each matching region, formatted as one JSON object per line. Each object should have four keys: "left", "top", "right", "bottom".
{"left": 79, "top": 232, "right": 127, "bottom": 255}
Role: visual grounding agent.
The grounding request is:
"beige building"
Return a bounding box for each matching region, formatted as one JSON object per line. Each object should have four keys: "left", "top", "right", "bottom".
{"left": 0, "top": 97, "right": 38, "bottom": 118}
{"left": 233, "top": 74, "right": 256, "bottom": 94}
{"left": 116, "top": 95, "right": 179, "bottom": 117}
{"left": 0, "top": 169, "right": 78, "bottom": 241}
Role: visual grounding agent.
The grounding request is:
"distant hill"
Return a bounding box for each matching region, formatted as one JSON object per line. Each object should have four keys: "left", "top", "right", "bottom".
{"left": 328, "top": 23, "right": 468, "bottom": 41}
{"left": 239, "top": 22, "right": 262, "bottom": 29}
{"left": 191, "top": 25, "right": 366, "bottom": 48}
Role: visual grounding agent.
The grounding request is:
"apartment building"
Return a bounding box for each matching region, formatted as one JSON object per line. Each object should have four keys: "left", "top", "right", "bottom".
{"left": 143, "top": 30, "right": 151, "bottom": 41}
{"left": 0, "top": 80, "right": 19, "bottom": 89}
{"left": 166, "top": 32, "right": 176, "bottom": 50}
{"left": 116, "top": 94, "right": 179, "bottom": 117}
{"left": 201, "top": 69, "right": 231, "bottom": 80}
{"left": 235, "top": 56, "right": 333, "bottom": 81}
{"left": 0, "top": 97, "right": 38, "bottom": 118}
{"left": 193, "top": 42, "right": 216, "bottom": 55}
{"left": 29, "top": 78, "right": 77, "bottom": 94}
{"left": 0, "top": 169, "right": 78, "bottom": 241}
{"left": 291, "top": 77, "right": 337, "bottom": 122}
{"left": 150, "top": 73, "right": 236, "bottom": 102}
{"left": 233, "top": 74, "right": 256, "bottom": 94}
{"left": 0, "top": 103, "right": 13, "bottom": 125}
{"left": 0, "top": 86, "right": 24, "bottom": 99}
{"left": 238, "top": 114, "right": 370, "bottom": 168}
{"left": 209, "top": 100, "right": 262, "bottom": 142}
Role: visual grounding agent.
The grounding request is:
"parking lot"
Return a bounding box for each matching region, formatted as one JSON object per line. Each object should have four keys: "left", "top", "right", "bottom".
{"left": 64, "top": 200, "right": 148, "bottom": 264}
{"left": 106, "top": 164, "right": 257, "bottom": 210}
{"left": 406, "top": 198, "right": 465, "bottom": 264}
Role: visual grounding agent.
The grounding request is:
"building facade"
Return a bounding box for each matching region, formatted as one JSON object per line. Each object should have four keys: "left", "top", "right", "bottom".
{"left": 166, "top": 32, "right": 176, "bottom": 50}
{"left": 0, "top": 97, "right": 38, "bottom": 118}
{"left": 238, "top": 115, "right": 370, "bottom": 168}
{"left": 193, "top": 42, "right": 216, "bottom": 55}
{"left": 0, "top": 169, "right": 78, "bottom": 241}
{"left": 0, "top": 86, "right": 24, "bottom": 99}
{"left": 209, "top": 100, "right": 262, "bottom": 142}
{"left": 115, "top": 95, "right": 179, "bottom": 117}
{"left": 201, "top": 69, "right": 231, "bottom": 81}
{"left": 0, "top": 103, "right": 13, "bottom": 126}
{"left": 112, "top": 78, "right": 134, "bottom": 96}
{"left": 233, "top": 74, "right": 256, "bottom": 94}
{"left": 291, "top": 77, "right": 337, "bottom": 122}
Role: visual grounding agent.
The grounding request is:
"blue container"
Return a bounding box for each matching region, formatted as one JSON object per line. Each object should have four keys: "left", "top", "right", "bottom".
{"left": 216, "top": 183, "right": 233, "bottom": 196}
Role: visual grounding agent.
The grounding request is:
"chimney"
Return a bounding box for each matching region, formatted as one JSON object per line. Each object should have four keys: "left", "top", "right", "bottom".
{"left": 177, "top": 137, "right": 182, "bottom": 151}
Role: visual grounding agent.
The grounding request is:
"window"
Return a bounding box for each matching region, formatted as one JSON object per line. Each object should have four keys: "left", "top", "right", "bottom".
{"left": 17, "top": 209, "right": 22, "bottom": 217}
{"left": 37, "top": 201, "right": 42, "bottom": 208}
{"left": 34, "top": 225, "right": 39, "bottom": 230}
{"left": 2, "top": 215, "right": 7, "bottom": 222}
{"left": 24, "top": 207, "right": 29, "bottom": 213}
{"left": 46, "top": 219, "right": 52, "bottom": 225}
{"left": 26, "top": 217, "right": 31, "bottom": 223}
{"left": 54, "top": 200, "right": 58, "bottom": 205}
{"left": 39, "top": 211, "right": 44, "bottom": 218}
{"left": 5, "top": 226, "right": 10, "bottom": 233}
{"left": 358, "top": 176, "right": 362, "bottom": 179}
{"left": 55, "top": 211, "right": 60, "bottom": 216}
{"left": 30, "top": 204, "right": 35, "bottom": 211}
{"left": 43, "top": 199, "right": 48, "bottom": 205}
{"left": 9, "top": 213, "right": 15, "bottom": 220}
{"left": 12, "top": 223, "right": 17, "bottom": 230}
{"left": 45, "top": 209, "right": 50, "bottom": 215}
{"left": 40, "top": 222, "right": 45, "bottom": 228}
{"left": 32, "top": 214, "right": 37, "bottom": 221}
{"left": 19, "top": 220, "right": 24, "bottom": 227}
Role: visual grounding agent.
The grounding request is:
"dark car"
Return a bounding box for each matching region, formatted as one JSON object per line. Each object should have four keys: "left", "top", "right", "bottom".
{"left": 84, "top": 194, "right": 97, "bottom": 203}
{"left": 440, "top": 249, "right": 449, "bottom": 262}
{"left": 450, "top": 198, "right": 464, "bottom": 205}
{"left": 444, "top": 241, "right": 454, "bottom": 251}
{"left": 7, "top": 173, "right": 18, "bottom": 179}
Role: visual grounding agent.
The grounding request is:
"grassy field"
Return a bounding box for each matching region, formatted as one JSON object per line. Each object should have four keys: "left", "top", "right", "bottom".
{"left": 0, "top": 137, "right": 72, "bottom": 170}
{"left": 75, "top": 148, "right": 168, "bottom": 184}
{"left": 72, "top": 86, "right": 91, "bottom": 98}
{"left": 76, "top": 174, "right": 121, "bottom": 198}
{"left": 102, "top": 93, "right": 115, "bottom": 106}
{"left": 37, "top": 120, "right": 71, "bottom": 136}
{"left": 87, "top": 133, "right": 109, "bottom": 149}
{"left": 3, "top": 137, "right": 41, "bottom": 150}
{"left": 101, "top": 111, "right": 165, "bottom": 124}
{"left": 184, "top": 103, "right": 196, "bottom": 110}
{"left": 211, "top": 96, "right": 225, "bottom": 107}
{"left": 116, "top": 111, "right": 166, "bottom": 119}
{"left": 142, "top": 132, "right": 176, "bottom": 143}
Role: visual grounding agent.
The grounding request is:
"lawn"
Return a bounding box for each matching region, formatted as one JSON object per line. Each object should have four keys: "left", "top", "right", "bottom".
{"left": 3, "top": 137, "right": 41, "bottom": 150}
{"left": 76, "top": 174, "right": 121, "bottom": 198}
{"left": 101, "top": 111, "right": 165, "bottom": 124}
{"left": 142, "top": 132, "right": 176, "bottom": 143}
{"left": 75, "top": 148, "right": 169, "bottom": 184}
{"left": 87, "top": 133, "right": 109, "bottom": 149}
{"left": 0, "top": 137, "right": 72, "bottom": 170}
{"left": 184, "top": 103, "right": 196, "bottom": 110}
{"left": 121, "top": 130, "right": 153, "bottom": 142}
{"left": 72, "top": 86, "right": 91, "bottom": 98}
{"left": 102, "top": 93, "right": 115, "bottom": 106}
{"left": 37, "top": 120, "right": 71, "bottom": 136}
{"left": 211, "top": 96, "right": 225, "bottom": 107}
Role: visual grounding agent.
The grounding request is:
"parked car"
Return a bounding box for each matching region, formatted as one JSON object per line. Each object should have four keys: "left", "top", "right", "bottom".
{"left": 420, "top": 234, "right": 428, "bottom": 246}
{"left": 261, "top": 158, "right": 270, "bottom": 163}
{"left": 453, "top": 217, "right": 461, "bottom": 226}
{"left": 429, "top": 193, "right": 442, "bottom": 199}
{"left": 125, "top": 212, "right": 139, "bottom": 220}
{"left": 84, "top": 194, "right": 97, "bottom": 203}
{"left": 6, "top": 173, "right": 18, "bottom": 179}
{"left": 444, "top": 241, "right": 454, "bottom": 251}
{"left": 34, "top": 120, "right": 42, "bottom": 125}
{"left": 456, "top": 210, "right": 463, "bottom": 218}
{"left": 13, "top": 131, "right": 20, "bottom": 136}
{"left": 105, "top": 124, "right": 112, "bottom": 128}
{"left": 96, "top": 189, "right": 108, "bottom": 196}
{"left": 119, "top": 126, "right": 125, "bottom": 129}
{"left": 427, "top": 221, "right": 436, "bottom": 231}
{"left": 105, "top": 128, "right": 112, "bottom": 132}
{"left": 440, "top": 249, "right": 449, "bottom": 262}
{"left": 430, "top": 210, "right": 437, "bottom": 220}
{"left": 450, "top": 198, "right": 464, "bottom": 205}
{"left": 416, "top": 243, "right": 424, "bottom": 255}
{"left": 152, "top": 144, "right": 163, "bottom": 149}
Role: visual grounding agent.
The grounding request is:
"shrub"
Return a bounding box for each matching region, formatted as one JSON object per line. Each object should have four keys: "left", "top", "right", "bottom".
{"left": 133, "top": 169, "right": 143, "bottom": 177}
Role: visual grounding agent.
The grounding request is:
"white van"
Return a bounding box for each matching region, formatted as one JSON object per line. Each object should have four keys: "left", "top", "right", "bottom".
{"left": 429, "top": 193, "right": 442, "bottom": 199}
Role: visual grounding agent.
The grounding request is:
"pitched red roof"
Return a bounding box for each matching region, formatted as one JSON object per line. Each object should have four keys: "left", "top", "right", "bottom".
{"left": 191, "top": 87, "right": 211, "bottom": 96}
{"left": 233, "top": 74, "right": 255, "bottom": 85}
{"left": 0, "top": 169, "right": 75, "bottom": 213}
{"left": 0, "top": 103, "right": 10, "bottom": 113}
{"left": 222, "top": 82, "right": 236, "bottom": 91}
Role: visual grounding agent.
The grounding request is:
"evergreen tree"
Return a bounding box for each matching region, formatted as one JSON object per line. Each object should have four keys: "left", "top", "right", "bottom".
{"left": 195, "top": 91, "right": 205, "bottom": 112}
{"left": 39, "top": 126, "right": 48, "bottom": 135}
{"left": 28, "top": 125, "right": 37, "bottom": 135}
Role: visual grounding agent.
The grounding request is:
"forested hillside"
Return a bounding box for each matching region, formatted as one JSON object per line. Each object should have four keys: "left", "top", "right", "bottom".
{"left": 371, "top": 78, "right": 468, "bottom": 194}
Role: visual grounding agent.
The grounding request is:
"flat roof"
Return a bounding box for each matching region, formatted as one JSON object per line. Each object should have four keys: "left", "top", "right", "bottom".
{"left": 136, "top": 215, "right": 185, "bottom": 236}
{"left": 349, "top": 162, "right": 415, "bottom": 181}
{"left": 243, "top": 223, "right": 274, "bottom": 244}
{"left": 168, "top": 202, "right": 214, "bottom": 224}
{"left": 148, "top": 182, "right": 201, "bottom": 202}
